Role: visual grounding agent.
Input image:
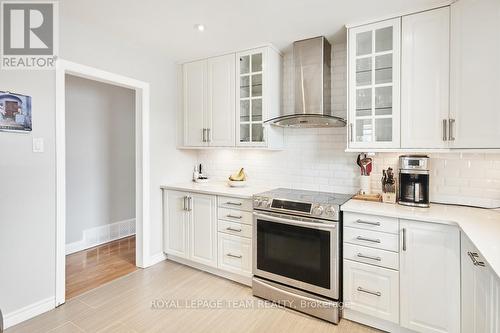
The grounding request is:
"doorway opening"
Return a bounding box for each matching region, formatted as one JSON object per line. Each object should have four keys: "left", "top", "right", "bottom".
{"left": 55, "top": 60, "right": 150, "bottom": 306}
{"left": 64, "top": 75, "right": 137, "bottom": 299}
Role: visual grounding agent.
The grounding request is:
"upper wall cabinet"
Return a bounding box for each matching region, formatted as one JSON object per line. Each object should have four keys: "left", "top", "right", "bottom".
{"left": 401, "top": 7, "right": 450, "bottom": 149}
{"left": 180, "top": 46, "right": 283, "bottom": 149}
{"left": 348, "top": 2, "right": 500, "bottom": 151}
{"left": 236, "top": 47, "right": 283, "bottom": 149}
{"left": 450, "top": 0, "right": 500, "bottom": 149}
{"left": 348, "top": 18, "right": 401, "bottom": 149}
{"left": 183, "top": 54, "right": 235, "bottom": 147}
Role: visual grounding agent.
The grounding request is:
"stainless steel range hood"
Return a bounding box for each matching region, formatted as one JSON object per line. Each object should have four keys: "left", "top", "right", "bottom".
{"left": 265, "top": 36, "right": 346, "bottom": 128}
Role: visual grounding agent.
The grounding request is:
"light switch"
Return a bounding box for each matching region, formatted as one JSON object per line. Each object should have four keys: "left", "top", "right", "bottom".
{"left": 32, "top": 137, "right": 44, "bottom": 153}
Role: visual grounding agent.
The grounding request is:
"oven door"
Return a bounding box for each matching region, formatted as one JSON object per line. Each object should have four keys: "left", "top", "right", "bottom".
{"left": 253, "top": 211, "right": 339, "bottom": 299}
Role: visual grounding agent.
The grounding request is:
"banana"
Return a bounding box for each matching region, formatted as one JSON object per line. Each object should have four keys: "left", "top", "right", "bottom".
{"left": 229, "top": 168, "right": 247, "bottom": 181}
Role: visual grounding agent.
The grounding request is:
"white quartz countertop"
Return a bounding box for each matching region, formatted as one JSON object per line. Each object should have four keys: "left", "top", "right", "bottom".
{"left": 342, "top": 199, "right": 500, "bottom": 279}
{"left": 161, "top": 181, "right": 274, "bottom": 199}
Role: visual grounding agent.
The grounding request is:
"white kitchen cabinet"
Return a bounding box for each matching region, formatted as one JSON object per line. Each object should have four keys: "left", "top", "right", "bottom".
{"left": 236, "top": 46, "right": 283, "bottom": 149}
{"left": 343, "top": 260, "right": 400, "bottom": 324}
{"left": 400, "top": 220, "right": 460, "bottom": 333}
{"left": 450, "top": 0, "right": 500, "bottom": 149}
{"left": 461, "top": 233, "right": 500, "bottom": 333}
{"left": 163, "top": 190, "right": 217, "bottom": 268}
{"left": 189, "top": 193, "right": 217, "bottom": 267}
{"left": 183, "top": 60, "right": 207, "bottom": 147}
{"left": 348, "top": 18, "right": 401, "bottom": 149}
{"left": 163, "top": 190, "right": 189, "bottom": 258}
{"left": 401, "top": 7, "right": 450, "bottom": 149}
{"left": 207, "top": 54, "right": 235, "bottom": 146}
{"left": 183, "top": 54, "right": 235, "bottom": 147}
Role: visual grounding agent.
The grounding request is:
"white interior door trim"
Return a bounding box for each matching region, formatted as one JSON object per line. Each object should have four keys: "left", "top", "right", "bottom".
{"left": 55, "top": 59, "right": 150, "bottom": 307}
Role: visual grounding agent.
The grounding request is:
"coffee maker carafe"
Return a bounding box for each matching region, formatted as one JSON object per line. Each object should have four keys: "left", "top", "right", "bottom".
{"left": 398, "top": 155, "right": 430, "bottom": 208}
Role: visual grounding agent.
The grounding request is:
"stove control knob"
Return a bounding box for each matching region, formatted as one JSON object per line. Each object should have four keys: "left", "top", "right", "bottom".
{"left": 325, "top": 205, "right": 336, "bottom": 217}
{"left": 312, "top": 205, "right": 324, "bottom": 216}
{"left": 253, "top": 198, "right": 262, "bottom": 207}
{"left": 263, "top": 199, "right": 271, "bottom": 208}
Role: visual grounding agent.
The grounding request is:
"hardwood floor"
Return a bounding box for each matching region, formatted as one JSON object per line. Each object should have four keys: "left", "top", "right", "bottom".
{"left": 7, "top": 260, "right": 381, "bottom": 333}
{"left": 65, "top": 236, "right": 137, "bottom": 300}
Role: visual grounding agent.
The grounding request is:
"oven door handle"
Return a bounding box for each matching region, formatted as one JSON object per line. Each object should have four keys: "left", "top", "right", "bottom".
{"left": 253, "top": 212, "right": 336, "bottom": 230}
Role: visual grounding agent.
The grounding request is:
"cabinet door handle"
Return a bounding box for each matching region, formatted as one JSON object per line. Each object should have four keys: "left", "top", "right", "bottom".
{"left": 226, "top": 227, "right": 242, "bottom": 232}
{"left": 355, "top": 219, "right": 381, "bottom": 226}
{"left": 467, "top": 252, "right": 485, "bottom": 267}
{"left": 202, "top": 128, "right": 206, "bottom": 142}
{"left": 187, "top": 196, "right": 192, "bottom": 211}
{"left": 356, "top": 236, "right": 381, "bottom": 243}
{"left": 349, "top": 123, "right": 353, "bottom": 142}
{"left": 442, "top": 119, "right": 448, "bottom": 141}
{"left": 357, "top": 253, "right": 382, "bottom": 261}
{"left": 226, "top": 253, "right": 242, "bottom": 259}
{"left": 227, "top": 214, "right": 242, "bottom": 219}
{"left": 357, "top": 287, "right": 381, "bottom": 297}
{"left": 402, "top": 228, "right": 407, "bottom": 251}
{"left": 226, "top": 202, "right": 242, "bottom": 206}
{"left": 207, "top": 128, "right": 211, "bottom": 142}
{"left": 449, "top": 119, "right": 455, "bottom": 141}
{"left": 183, "top": 196, "right": 187, "bottom": 211}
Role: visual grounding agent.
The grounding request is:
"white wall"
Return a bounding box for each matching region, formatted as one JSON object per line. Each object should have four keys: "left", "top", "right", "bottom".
{"left": 0, "top": 1, "right": 197, "bottom": 320}
{"left": 65, "top": 75, "right": 135, "bottom": 245}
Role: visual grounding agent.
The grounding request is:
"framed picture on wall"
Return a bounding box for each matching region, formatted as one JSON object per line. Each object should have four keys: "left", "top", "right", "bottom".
{"left": 0, "top": 91, "right": 32, "bottom": 132}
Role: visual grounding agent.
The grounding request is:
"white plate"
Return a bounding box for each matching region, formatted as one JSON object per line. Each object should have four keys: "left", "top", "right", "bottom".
{"left": 227, "top": 180, "right": 247, "bottom": 187}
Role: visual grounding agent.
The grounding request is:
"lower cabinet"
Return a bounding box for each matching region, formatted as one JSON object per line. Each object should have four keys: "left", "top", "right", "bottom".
{"left": 343, "top": 212, "right": 461, "bottom": 333}
{"left": 461, "top": 233, "right": 500, "bottom": 333}
{"left": 343, "top": 260, "right": 399, "bottom": 324}
{"left": 163, "top": 190, "right": 217, "bottom": 268}
{"left": 218, "top": 233, "right": 252, "bottom": 276}
{"left": 163, "top": 189, "right": 253, "bottom": 283}
{"left": 189, "top": 193, "right": 218, "bottom": 267}
{"left": 400, "top": 220, "right": 460, "bottom": 333}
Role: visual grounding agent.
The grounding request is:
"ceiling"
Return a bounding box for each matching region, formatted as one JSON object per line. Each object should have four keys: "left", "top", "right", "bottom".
{"left": 61, "top": 0, "right": 448, "bottom": 62}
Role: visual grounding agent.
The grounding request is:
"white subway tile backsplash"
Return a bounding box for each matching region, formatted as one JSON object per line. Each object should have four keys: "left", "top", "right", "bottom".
{"left": 196, "top": 43, "right": 500, "bottom": 208}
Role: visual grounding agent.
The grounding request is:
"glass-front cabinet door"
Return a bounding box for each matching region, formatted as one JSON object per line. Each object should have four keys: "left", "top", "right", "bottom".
{"left": 348, "top": 18, "right": 401, "bottom": 149}
{"left": 236, "top": 48, "right": 266, "bottom": 146}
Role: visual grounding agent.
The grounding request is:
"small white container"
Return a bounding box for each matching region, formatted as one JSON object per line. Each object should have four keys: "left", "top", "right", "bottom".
{"left": 360, "top": 175, "right": 371, "bottom": 195}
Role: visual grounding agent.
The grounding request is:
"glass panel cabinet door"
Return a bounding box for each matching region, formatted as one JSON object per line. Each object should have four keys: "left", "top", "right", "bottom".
{"left": 348, "top": 18, "right": 401, "bottom": 148}
{"left": 237, "top": 49, "right": 266, "bottom": 146}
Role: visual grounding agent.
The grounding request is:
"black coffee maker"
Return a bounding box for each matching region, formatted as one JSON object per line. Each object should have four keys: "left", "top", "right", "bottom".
{"left": 398, "top": 155, "right": 430, "bottom": 208}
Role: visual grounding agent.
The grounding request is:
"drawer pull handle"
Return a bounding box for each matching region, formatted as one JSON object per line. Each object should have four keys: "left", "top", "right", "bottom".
{"left": 357, "top": 253, "right": 381, "bottom": 261}
{"left": 226, "top": 253, "right": 242, "bottom": 259}
{"left": 226, "top": 227, "right": 242, "bottom": 232}
{"left": 467, "top": 252, "right": 485, "bottom": 267}
{"left": 227, "top": 214, "right": 242, "bottom": 219}
{"left": 355, "top": 219, "right": 381, "bottom": 226}
{"left": 226, "top": 202, "right": 242, "bottom": 206}
{"left": 356, "top": 236, "right": 381, "bottom": 243}
{"left": 357, "top": 287, "right": 381, "bottom": 297}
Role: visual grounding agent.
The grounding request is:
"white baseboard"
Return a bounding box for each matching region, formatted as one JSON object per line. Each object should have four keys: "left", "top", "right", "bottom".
{"left": 3, "top": 297, "right": 55, "bottom": 329}
{"left": 66, "top": 218, "right": 136, "bottom": 255}
{"left": 149, "top": 252, "right": 167, "bottom": 266}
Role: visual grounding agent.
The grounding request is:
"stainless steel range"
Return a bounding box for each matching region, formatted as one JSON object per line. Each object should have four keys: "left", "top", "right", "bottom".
{"left": 252, "top": 188, "right": 352, "bottom": 324}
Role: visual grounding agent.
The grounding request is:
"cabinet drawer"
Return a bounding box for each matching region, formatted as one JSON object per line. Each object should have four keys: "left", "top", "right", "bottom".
{"left": 218, "top": 196, "right": 253, "bottom": 211}
{"left": 344, "top": 243, "right": 399, "bottom": 270}
{"left": 343, "top": 259, "right": 399, "bottom": 324}
{"left": 344, "top": 212, "right": 399, "bottom": 234}
{"left": 344, "top": 227, "right": 399, "bottom": 252}
{"left": 218, "top": 207, "right": 253, "bottom": 225}
{"left": 218, "top": 233, "right": 252, "bottom": 275}
{"left": 218, "top": 219, "right": 252, "bottom": 239}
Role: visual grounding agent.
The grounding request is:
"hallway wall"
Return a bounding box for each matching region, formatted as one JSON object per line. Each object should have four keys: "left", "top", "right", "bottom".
{"left": 65, "top": 75, "right": 136, "bottom": 246}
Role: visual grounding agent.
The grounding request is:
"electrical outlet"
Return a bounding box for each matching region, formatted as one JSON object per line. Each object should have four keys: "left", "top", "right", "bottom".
{"left": 32, "top": 137, "right": 44, "bottom": 153}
